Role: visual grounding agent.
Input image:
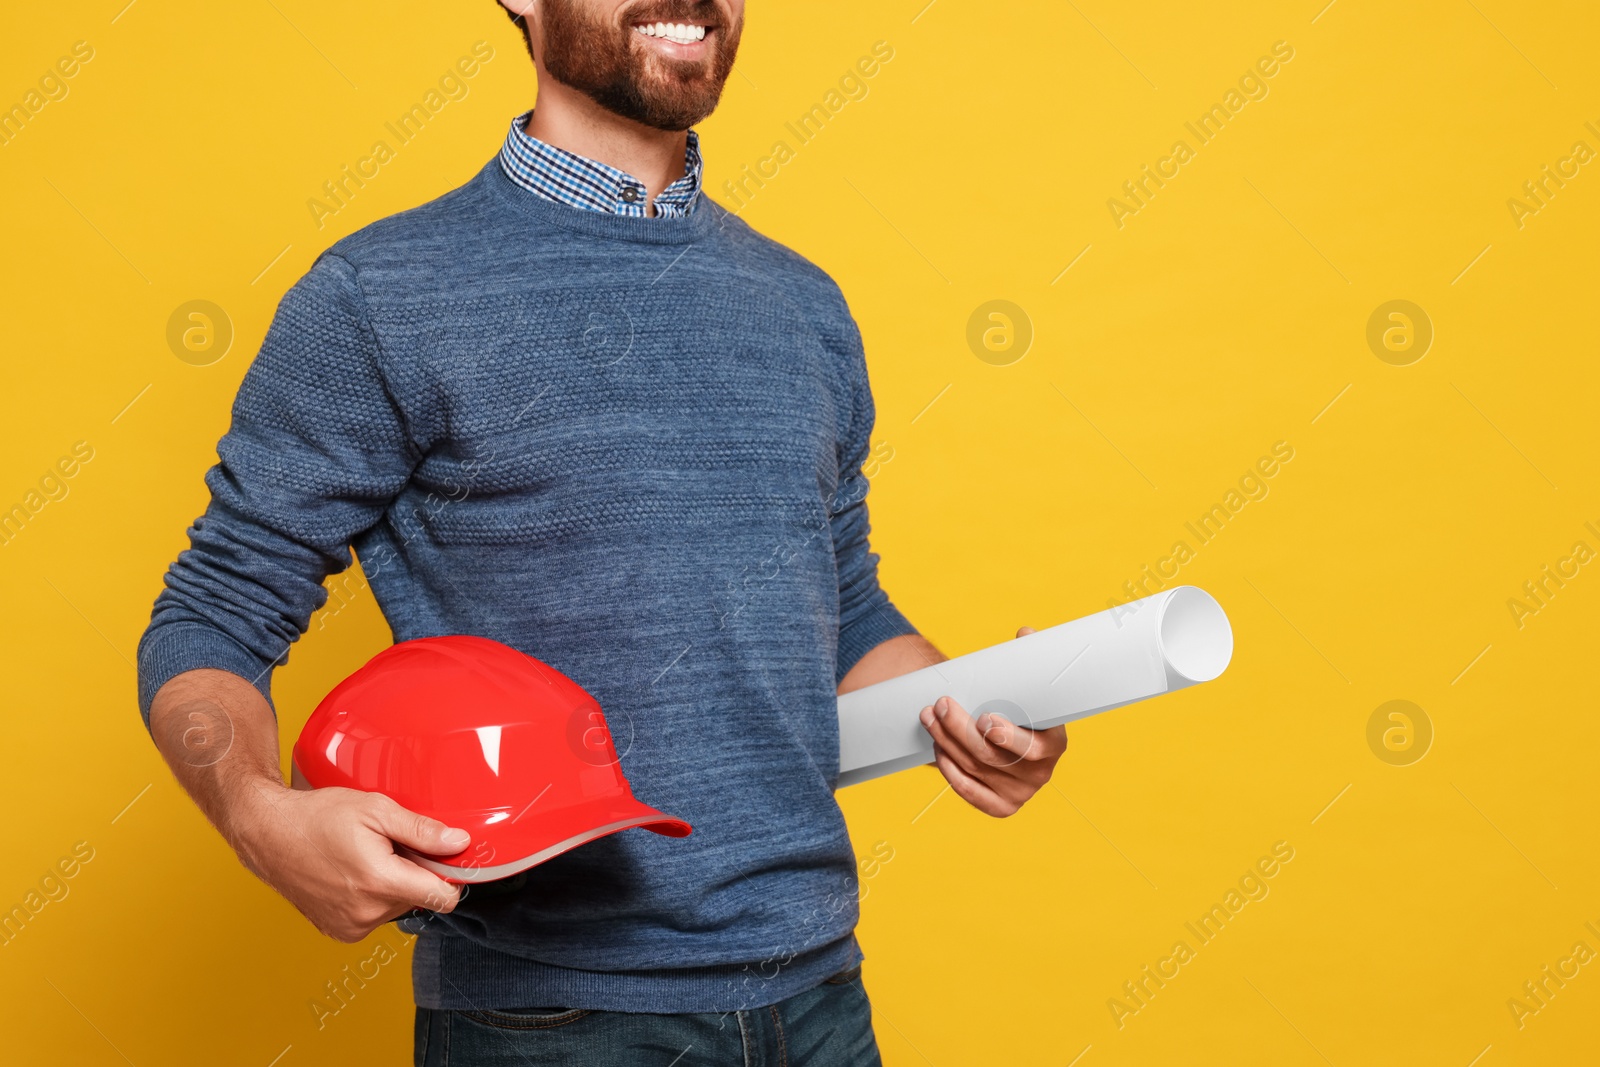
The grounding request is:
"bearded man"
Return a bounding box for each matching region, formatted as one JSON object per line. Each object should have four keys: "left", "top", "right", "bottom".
{"left": 135, "top": 2, "right": 1064, "bottom": 1063}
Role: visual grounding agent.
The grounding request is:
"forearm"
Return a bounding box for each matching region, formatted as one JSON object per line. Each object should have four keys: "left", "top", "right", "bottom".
{"left": 148, "top": 668, "right": 289, "bottom": 849}
{"left": 838, "top": 632, "right": 945, "bottom": 694}
{"left": 147, "top": 667, "right": 466, "bottom": 940}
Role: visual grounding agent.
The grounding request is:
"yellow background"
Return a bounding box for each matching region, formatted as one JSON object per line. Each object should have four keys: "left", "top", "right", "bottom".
{"left": 3, "top": 0, "right": 1597, "bottom": 1063}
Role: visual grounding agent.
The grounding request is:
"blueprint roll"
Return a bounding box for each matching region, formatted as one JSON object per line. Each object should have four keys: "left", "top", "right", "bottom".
{"left": 835, "top": 586, "right": 1233, "bottom": 788}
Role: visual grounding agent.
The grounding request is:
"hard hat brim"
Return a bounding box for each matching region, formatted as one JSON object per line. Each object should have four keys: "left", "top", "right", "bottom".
{"left": 396, "top": 795, "right": 693, "bottom": 884}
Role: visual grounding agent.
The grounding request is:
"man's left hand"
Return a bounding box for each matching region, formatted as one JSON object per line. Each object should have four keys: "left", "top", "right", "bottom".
{"left": 918, "top": 627, "right": 1067, "bottom": 817}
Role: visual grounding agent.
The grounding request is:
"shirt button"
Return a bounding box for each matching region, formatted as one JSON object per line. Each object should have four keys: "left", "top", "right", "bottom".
{"left": 620, "top": 187, "right": 640, "bottom": 203}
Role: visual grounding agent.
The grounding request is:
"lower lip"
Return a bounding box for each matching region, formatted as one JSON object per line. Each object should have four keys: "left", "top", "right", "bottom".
{"left": 634, "top": 29, "right": 713, "bottom": 58}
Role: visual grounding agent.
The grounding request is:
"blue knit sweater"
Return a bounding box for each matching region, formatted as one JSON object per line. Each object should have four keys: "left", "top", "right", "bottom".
{"left": 136, "top": 155, "right": 919, "bottom": 1013}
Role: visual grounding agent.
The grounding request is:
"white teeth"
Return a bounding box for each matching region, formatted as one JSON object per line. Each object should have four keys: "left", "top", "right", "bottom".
{"left": 636, "top": 21, "right": 706, "bottom": 43}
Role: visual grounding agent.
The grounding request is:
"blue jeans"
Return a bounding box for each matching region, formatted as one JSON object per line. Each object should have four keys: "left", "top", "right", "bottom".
{"left": 414, "top": 963, "right": 882, "bottom": 1066}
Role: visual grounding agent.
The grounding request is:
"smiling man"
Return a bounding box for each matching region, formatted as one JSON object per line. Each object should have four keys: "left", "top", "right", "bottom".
{"left": 136, "top": 1, "right": 1064, "bottom": 1063}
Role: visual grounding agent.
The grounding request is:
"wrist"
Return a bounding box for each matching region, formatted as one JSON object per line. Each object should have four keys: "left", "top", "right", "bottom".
{"left": 217, "top": 775, "right": 294, "bottom": 864}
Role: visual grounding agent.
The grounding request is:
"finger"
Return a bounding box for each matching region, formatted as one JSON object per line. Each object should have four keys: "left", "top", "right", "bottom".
{"left": 922, "top": 696, "right": 1024, "bottom": 771}
{"left": 922, "top": 704, "right": 1031, "bottom": 789}
{"left": 932, "top": 744, "right": 1018, "bottom": 817}
{"left": 975, "top": 715, "right": 1068, "bottom": 762}
{"left": 378, "top": 853, "right": 463, "bottom": 915}
{"left": 365, "top": 794, "right": 471, "bottom": 856}
{"left": 922, "top": 715, "right": 991, "bottom": 782}
{"left": 1016, "top": 626, "right": 1037, "bottom": 638}
{"left": 925, "top": 715, "right": 1049, "bottom": 814}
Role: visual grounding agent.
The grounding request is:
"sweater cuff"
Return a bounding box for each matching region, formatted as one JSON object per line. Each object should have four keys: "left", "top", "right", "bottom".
{"left": 836, "top": 601, "right": 920, "bottom": 686}
{"left": 136, "top": 623, "right": 279, "bottom": 734}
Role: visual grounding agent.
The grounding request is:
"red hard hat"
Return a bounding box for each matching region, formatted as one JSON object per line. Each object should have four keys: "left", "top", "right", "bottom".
{"left": 291, "top": 635, "right": 691, "bottom": 883}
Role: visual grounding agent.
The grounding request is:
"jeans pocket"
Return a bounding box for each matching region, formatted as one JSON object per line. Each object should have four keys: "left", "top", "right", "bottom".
{"left": 459, "top": 1006, "right": 593, "bottom": 1031}
{"left": 823, "top": 962, "right": 863, "bottom": 985}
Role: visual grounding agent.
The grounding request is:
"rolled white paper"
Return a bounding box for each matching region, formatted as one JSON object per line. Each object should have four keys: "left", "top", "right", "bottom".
{"left": 835, "top": 586, "right": 1233, "bottom": 787}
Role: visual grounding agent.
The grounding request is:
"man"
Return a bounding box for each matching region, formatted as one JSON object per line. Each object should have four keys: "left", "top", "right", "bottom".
{"left": 136, "top": 1, "right": 1066, "bottom": 1062}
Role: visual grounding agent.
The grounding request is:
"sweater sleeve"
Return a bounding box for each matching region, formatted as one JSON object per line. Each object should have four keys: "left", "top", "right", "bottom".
{"left": 829, "top": 312, "right": 919, "bottom": 686}
{"left": 135, "top": 252, "right": 420, "bottom": 731}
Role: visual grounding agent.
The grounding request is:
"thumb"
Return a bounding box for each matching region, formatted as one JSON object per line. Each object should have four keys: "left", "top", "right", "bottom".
{"left": 1016, "top": 625, "right": 1037, "bottom": 638}
{"left": 367, "top": 795, "right": 471, "bottom": 856}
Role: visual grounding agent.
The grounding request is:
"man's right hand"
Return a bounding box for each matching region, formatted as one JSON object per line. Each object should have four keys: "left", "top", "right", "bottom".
{"left": 232, "top": 782, "right": 469, "bottom": 943}
{"left": 147, "top": 667, "right": 470, "bottom": 944}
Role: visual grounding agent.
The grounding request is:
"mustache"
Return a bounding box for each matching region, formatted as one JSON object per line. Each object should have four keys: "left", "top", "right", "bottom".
{"left": 620, "top": 0, "right": 728, "bottom": 29}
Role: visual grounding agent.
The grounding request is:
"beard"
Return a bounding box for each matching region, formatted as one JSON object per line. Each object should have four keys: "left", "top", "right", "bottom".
{"left": 538, "top": 0, "right": 743, "bottom": 131}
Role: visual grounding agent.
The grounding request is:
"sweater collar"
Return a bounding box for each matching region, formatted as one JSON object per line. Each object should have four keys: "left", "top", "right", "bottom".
{"left": 482, "top": 154, "right": 728, "bottom": 246}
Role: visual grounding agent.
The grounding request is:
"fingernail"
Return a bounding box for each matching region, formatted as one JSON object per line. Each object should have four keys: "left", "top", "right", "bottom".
{"left": 934, "top": 698, "right": 948, "bottom": 719}
{"left": 442, "top": 828, "right": 470, "bottom": 848}
{"left": 919, "top": 707, "right": 934, "bottom": 728}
